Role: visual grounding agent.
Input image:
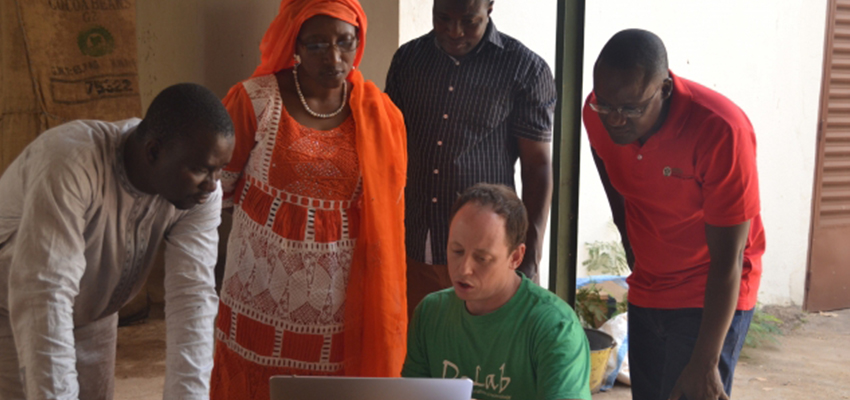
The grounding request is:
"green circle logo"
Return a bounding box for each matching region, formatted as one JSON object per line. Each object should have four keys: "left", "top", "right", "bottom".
{"left": 77, "top": 26, "right": 114, "bottom": 57}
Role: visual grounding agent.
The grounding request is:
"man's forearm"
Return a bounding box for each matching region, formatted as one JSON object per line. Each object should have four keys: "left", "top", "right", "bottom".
{"left": 162, "top": 245, "right": 218, "bottom": 399}
{"left": 590, "top": 148, "right": 633, "bottom": 269}
{"left": 8, "top": 189, "right": 88, "bottom": 399}
{"left": 9, "top": 293, "right": 80, "bottom": 399}
{"left": 162, "top": 193, "right": 222, "bottom": 398}
{"left": 667, "top": 223, "right": 750, "bottom": 400}
{"left": 690, "top": 222, "right": 749, "bottom": 367}
{"left": 691, "top": 261, "right": 740, "bottom": 364}
{"left": 611, "top": 207, "right": 634, "bottom": 270}
{"left": 163, "top": 285, "right": 218, "bottom": 398}
{"left": 520, "top": 163, "right": 553, "bottom": 278}
{"left": 164, "top": 244, "right": 218, "bottom": 399}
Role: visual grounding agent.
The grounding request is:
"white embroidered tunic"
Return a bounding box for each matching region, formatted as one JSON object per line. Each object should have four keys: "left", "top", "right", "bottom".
{"left": 0, "top": 119, "right": 220, "bottom": 400}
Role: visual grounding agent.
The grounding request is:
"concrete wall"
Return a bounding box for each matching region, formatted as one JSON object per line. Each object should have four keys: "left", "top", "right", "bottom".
{"left": 576, "top": 0, "right": 829, "bottom": 306}
{"left": 136, "top": 0, "right": 279, "bottom": 110}
{"left": 137, "top": 0, "right": 404, "bottom": 105}
{"left": 358, "top": 0, "right": 400, "bottom": 88}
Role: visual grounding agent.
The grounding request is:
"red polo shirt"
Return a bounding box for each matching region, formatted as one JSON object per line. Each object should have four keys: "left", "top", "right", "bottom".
{"left": 583, "top": 72, "right": 765, "bottom": 310}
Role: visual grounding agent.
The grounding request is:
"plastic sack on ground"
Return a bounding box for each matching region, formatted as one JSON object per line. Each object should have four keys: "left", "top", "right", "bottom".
{"left": 599, "top": 312, "right": 630, "bottom": 389}
{"left": 577, "top": 275, "right": 630, "bottom": 390}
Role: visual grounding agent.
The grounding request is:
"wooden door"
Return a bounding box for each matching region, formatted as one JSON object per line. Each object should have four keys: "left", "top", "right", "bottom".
{"left": 806, "top": 0, "right": 850, "bottom": 312}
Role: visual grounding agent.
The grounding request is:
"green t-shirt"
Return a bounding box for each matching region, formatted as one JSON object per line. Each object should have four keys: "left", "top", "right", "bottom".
{"left": 402, "top": 274, "right": 592, "bottom": 400}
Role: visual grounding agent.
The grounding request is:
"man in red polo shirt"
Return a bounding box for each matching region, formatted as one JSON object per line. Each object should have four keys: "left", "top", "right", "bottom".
{"left": 583, "top": 29, "right": 765, "bottom": 400}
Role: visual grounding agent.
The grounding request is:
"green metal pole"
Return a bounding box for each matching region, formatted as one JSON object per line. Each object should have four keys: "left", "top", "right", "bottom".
{"left": 549, "top": 0, "right": 585, "bottom": 307}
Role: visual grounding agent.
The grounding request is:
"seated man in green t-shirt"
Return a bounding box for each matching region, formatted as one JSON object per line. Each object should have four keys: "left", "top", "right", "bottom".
{"left": 402, "top": 183, "right": 592, "bottom": 400}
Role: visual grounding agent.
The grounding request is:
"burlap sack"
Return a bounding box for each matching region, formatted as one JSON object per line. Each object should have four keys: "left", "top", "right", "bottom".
{"left": 2, "top": 0, "right": 148, "bottom": 317}
{"left": 1, "top": 0, "right": 141, "bottom": 172}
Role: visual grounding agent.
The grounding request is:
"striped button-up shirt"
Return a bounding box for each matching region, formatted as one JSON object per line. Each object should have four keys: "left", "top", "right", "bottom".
{"left": 386, "top": 21, "right": 557, "bottom": 265}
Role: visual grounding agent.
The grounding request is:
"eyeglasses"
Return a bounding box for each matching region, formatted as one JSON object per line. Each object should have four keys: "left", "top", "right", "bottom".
{"left": 589, "top": 80, "right": 669, "bottom": 119}
{"left": 298, "top": 38, "right": 358, "bottom": 55}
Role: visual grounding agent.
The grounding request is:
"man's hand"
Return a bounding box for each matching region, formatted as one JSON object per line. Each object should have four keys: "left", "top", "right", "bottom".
{"left": 667, "top": 360, "right": 728, "bottom": 400}
{"left": 668, "top": 221, "right": 750, "bottom": 400}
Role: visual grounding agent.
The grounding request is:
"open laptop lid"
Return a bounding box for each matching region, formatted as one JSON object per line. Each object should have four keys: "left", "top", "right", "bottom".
{"left": 269, "top": 376, "right": 473, "bottom": 400}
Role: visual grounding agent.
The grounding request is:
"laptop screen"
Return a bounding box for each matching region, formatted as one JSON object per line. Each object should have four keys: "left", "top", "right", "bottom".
{"left": 269, "top": 376, "right": 474, "bottom": 400}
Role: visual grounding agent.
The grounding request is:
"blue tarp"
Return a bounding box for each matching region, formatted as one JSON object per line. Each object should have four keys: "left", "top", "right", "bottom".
{"left": 576, "top": 274, "right": 628, "bottom": 289}
{"left": 577, "top": 274, "right": 629, "bottom": 391}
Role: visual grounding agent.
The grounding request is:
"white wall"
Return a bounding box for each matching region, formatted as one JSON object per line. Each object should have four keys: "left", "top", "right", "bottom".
{"left": 577, "top": 0, "right": 828, "bottom": 305}
{"left": 397, "top": 0, "right": 558, "bottom": 64}
{"left": 399, "top": 0, "right": 433, "bottom": 50}
{"left": 491, "top": 1, "right": 558, "bottom": 287}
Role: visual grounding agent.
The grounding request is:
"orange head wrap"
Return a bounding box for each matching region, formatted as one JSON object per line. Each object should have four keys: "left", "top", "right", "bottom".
{"left": 252, "top": 0, "right": 367, "bottom": 78}
{"left": 225, "top": 0, "right": 406, "bottom": 379}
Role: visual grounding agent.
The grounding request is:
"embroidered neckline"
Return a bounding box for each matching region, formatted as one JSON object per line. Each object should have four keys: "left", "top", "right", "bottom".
{"left": 114, "top": 128, "right": 150, "bottom": 199}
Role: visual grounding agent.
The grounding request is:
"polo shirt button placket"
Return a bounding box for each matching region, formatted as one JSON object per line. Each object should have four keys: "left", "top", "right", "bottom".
{"left": 637, "top": 154, "right": 643, "bottom": 160}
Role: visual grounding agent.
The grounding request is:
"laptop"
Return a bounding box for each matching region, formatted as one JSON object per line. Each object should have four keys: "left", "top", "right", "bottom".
{"left": 269, "top": 376, "right": 474, "bottom": 400}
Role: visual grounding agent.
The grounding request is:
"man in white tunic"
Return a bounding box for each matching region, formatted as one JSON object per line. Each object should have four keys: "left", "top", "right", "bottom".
{"left": 0, "top": 83, "right": 235, "bottom": 400}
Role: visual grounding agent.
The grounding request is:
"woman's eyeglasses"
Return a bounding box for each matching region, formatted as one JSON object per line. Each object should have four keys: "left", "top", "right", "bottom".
{"left": 299, "top": 38, "right": 358, "bottom": 55}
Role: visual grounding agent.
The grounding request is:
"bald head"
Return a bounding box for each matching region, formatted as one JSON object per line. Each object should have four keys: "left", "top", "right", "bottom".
{"left": 596, "top": 29, "right": 668, "bottom": 84}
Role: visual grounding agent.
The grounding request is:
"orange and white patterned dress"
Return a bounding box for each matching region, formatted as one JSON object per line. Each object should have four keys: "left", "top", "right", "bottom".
{"left": 211, "top": 75, "right": 359, "bottom": 398}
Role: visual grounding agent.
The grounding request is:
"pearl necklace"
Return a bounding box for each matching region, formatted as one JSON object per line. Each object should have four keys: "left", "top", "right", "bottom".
{"left": 292, "top": 65, "right": 347, "bottom": 119}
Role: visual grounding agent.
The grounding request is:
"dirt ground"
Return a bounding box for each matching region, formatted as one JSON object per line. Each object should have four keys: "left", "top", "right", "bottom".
{"left": 594, "top": 306, "right": 850, "bottom": 400}
{"left": 113, "top": 305, "right": 850, "bottom": 400}
{"left": 114, "top": 306, "right": 166, "bottom": 400}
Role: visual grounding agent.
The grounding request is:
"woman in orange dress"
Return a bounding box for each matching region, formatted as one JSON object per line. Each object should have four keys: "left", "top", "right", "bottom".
{"left": 210, "top": 1, "right": 407, "bottom": 398}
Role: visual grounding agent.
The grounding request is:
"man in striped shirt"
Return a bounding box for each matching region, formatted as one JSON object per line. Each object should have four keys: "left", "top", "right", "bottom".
{"left": 386, "top": 0, "right": 556, "bottom": 319}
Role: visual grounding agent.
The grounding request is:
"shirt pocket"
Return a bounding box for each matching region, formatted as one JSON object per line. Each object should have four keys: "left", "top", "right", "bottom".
{"left": 656, "top": 163, "right": 703, "bottom": 215}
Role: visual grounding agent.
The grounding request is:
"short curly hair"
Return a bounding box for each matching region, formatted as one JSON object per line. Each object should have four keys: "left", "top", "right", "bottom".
{"left": 450, "top": 183, "right": 528, "bottom": 251}
{"left": 596, "top": 28, "right": 668, "bottom": 83}
{"left": 137, "top": 83, "right": 233, "bottom": 145}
